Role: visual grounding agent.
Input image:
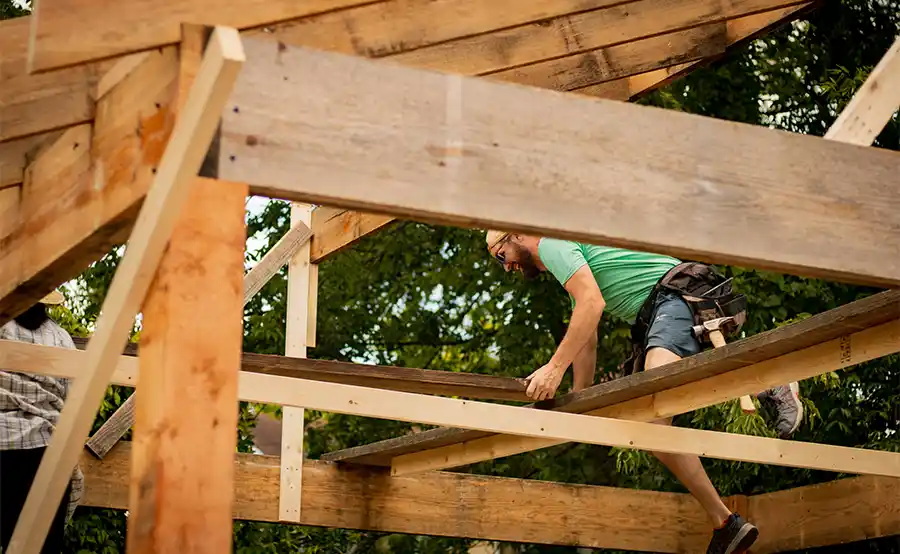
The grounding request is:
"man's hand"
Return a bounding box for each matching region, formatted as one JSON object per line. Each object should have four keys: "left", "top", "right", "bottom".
{"left": 525, "top": 362, "right": 566, "bottom": 401}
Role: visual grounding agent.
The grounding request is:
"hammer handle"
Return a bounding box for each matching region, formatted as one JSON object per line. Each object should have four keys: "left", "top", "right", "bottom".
{"left": 707, "top": 330, "right": 756, "bottom": 413}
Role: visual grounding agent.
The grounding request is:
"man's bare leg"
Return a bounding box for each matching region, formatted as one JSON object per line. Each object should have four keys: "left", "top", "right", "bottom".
{"left": 644, "top": 346, "right": 731, "bottom": 528}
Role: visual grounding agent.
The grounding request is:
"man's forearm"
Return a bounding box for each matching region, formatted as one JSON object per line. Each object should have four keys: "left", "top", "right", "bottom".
{"left": 572, "top": 331, "right": 598, "bottom": 391}
{"left": 549, "top": 299, "right": 604, "bottom": 374}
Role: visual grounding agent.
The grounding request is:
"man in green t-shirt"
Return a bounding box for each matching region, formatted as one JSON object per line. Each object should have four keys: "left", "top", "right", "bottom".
{"left": 485, "top": 230, "right": 803, "bottom": 554}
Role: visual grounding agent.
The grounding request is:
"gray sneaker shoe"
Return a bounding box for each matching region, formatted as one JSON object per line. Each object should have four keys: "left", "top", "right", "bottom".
{"left": 757, "top": 382, "right": 803, "bottom": 439}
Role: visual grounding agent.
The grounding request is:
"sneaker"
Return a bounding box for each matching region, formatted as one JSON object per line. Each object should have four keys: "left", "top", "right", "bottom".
{"left": 757, "top": 382, "right": 804, "bottom": 439}
{"left": 707, "top": 513, "right": 759, "bottom": 554}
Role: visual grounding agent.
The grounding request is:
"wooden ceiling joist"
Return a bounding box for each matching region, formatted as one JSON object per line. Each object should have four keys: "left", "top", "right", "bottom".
{"left": 2, "top": 0, "right": 807, "bottom": 145}
{"left": 78, "top": 444, "right": 900, "bottom": 553}
{"left": 321, "top": 289, "right": 900, "bottom": 467}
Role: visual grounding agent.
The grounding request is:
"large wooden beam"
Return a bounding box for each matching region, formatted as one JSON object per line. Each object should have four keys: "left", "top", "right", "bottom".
{"left": 0, "top": 47, "right": 180, "bottom": 325}
{"left": 4, "top": 26, "right": 245, "bottom": 554}
{"left": 125, "top": 25, "right": 247, "bottom": 554}
{"left": 321, "top": 289, "right": 899, "bottom": 467}
{"left": 81, "top": 442, "right": 721, "bottom": 553}
{"left": 751, "top": 475, "right": 900, "bottom": 553}
{"left": 220, "top": 38, "right": 900, "bottom": 287}
{"left": 75, "top": 445, "right": 900, "bottom": 552}
{"left": 258, "top": 4, "right": 813, "bottom": 265}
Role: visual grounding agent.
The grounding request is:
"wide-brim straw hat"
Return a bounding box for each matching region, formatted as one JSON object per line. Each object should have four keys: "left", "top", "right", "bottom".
{"left": 39, "top": 289, "right": 65, "bottom": 305}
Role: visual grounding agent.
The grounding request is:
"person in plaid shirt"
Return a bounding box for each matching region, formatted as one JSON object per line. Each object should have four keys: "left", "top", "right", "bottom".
{"left": 0, "top": 290, "right": 84, "bottom": 552}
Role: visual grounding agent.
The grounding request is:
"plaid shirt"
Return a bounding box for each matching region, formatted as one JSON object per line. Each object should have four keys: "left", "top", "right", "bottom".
{"left": 0, "top": 318, "right": 84, "bottom": 523}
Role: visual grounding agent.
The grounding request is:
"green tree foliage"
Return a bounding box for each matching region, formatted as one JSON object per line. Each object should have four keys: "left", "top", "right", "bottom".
{"left": 2, "top": 0, "right": 898, "bottom": 552}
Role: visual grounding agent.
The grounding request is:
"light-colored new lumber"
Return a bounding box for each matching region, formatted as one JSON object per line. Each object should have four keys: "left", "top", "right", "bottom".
{"left": 4, "top": 26, "right": 245, "bottom": 554}
{"left": 322, "top": 289, "right": 899, "bottom": 467}
{"left": 220, "top": 37, "right": 900, "bottom": 288}
{"left": 243, "top": 218, "right": 313, "bottom": 304}
{"left": 81, "top": 442, "right": 721, "bottom": 553}
{"left": 125, "top": 25, "right": 247, "bottom": 554}
{"left": 279, "top": 202, "right": 313, "bottom": 522}
{"left": 391, "top": 319, "right": 899, "bottom": 475}
{"left": 751, "top": 475, "right": 900, "bottom": 553}
{"left": 0, "top": 47, "right": 180, "bottom": 326}
{"left": 824, "top": 34, "right": 900, "bottom": 146}
{"left": 4, "top": 317, "right": 897, "bottom": 479}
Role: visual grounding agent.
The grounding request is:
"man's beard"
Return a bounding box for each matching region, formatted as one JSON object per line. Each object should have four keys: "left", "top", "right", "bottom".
{"left": 512, "top": 245, "right": 541, "bottom": 281}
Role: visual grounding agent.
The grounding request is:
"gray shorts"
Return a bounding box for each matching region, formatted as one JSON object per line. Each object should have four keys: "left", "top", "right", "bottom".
{"left": 644, "top": 291, "right": 701, "bottom": 359}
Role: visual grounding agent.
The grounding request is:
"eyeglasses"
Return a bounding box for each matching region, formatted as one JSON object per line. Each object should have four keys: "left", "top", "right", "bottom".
{"left": 491, "top": 236, "right": 510, "bottom": 265}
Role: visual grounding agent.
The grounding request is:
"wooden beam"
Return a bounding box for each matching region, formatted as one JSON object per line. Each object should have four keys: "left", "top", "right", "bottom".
{"left": 4, "top": 319, "right": 898, "bottom": 479}
{"left": 4, "top": 26, "right": 245, "bottom": 554}
{"left": 501, "top": 4, "right": 809, "bottom": 93}
{"left": 81, "top": 442, "right": 722, "bottom": 553}
{"left": 751, "top": 476, "right": 900, "bottom": 553}
{"left": 309, "top": 206, "right": 395, "bottom": 263}
{"left": 321, "top": 289, "right": 899, "bottom": 466}
{"left": 244, "top": 218, "right": 313, "bottom": 303}
{"left": 4, "top": 0, "right": 810, "bottom": 145}
{"left": 0, "top": 16, "right": 107, "bottom": 143}
{"left": 125, "top": 24, "right": 247, "bottom": 554}
{"left": 0, "top": 47, "right": 180, "bottom": 326}
{"left": 0, "top": 187, "right": 21, "bottom": 239}
{"left": 74, "top": 445, "right": 900, "bottom": 552}
{"left": 824, "top": 34, "right": 900, "bottom": 146}
{"left": 385, "top": 0, "right": 808, "bottom": 76}
{"left": 26, "top": 0, "right": 376, "bottom": 72}
{"left": 236, "top": 369, "right": 900, "bottom": 479}
{"left": 4, "top": 338, "right": 532, "bottom": 402}
{"left": 279, "top": 202, "right": 313, "bottom": 522}
{"left": 220, "top": 38, "right": 900, "bottom": 288}
{"left": 85, "top": 392, "right": 136, "bottom": 458}
{"left": 390, "top": 319, "right": 900, "bottom": 475}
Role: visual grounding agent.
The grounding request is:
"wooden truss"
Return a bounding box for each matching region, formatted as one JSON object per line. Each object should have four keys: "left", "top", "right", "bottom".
{"left": 1, "top": 0, "right": 900, "bottom": 552}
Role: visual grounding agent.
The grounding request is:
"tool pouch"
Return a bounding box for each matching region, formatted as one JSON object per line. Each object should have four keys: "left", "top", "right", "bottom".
{"left": 620, "top": 262, "right": 747, "bottom": 376}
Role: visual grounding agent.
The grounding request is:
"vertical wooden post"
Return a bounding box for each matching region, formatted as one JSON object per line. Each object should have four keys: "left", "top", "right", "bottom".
{"left": 279, "top": 202, "right": 313, "bottom": 521}
{"left": 126, "top": 24, "right": 247, "bottom": 553}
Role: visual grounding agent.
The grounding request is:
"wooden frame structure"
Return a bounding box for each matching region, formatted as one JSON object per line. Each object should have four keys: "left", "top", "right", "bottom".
{"left": 1, "top": 0, "right": 899, "bottom": 552}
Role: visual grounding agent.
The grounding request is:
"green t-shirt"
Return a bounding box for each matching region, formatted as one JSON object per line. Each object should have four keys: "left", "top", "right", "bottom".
{"left": 537, "top": 238, "right": 680, "bottom": 324}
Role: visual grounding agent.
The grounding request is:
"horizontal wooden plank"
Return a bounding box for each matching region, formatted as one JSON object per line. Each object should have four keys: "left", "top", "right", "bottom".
{"left": 75, "top": 444, "right": 900, "bottom": 552}
{"left": 81, "top": 442, "right": 719, "bottom": 552}
{"left": 322, "top": 289, "right": 900, "bottom": 465}
{"left": 387, "top": 0, "right": 808, "bottom": 75}
{"left": 751, "top": 475, "right": 900, "bottom": 553}
{"left": 26, "top": 0, "right": 378, "bottom": 73}
{"left": 68, "top": 336, "right": 531, "bottom": 401}
{"left": 220, "top": 37, "right": 900, "bottom": 287}
{"left": 504, "top": 4, "right": 810, "bottom": 92}
{"left": 390, "top": 318, "right": 900, "bottom": 475}
{"left": 0, "top": 16, "right": 111, "bottom": 143}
